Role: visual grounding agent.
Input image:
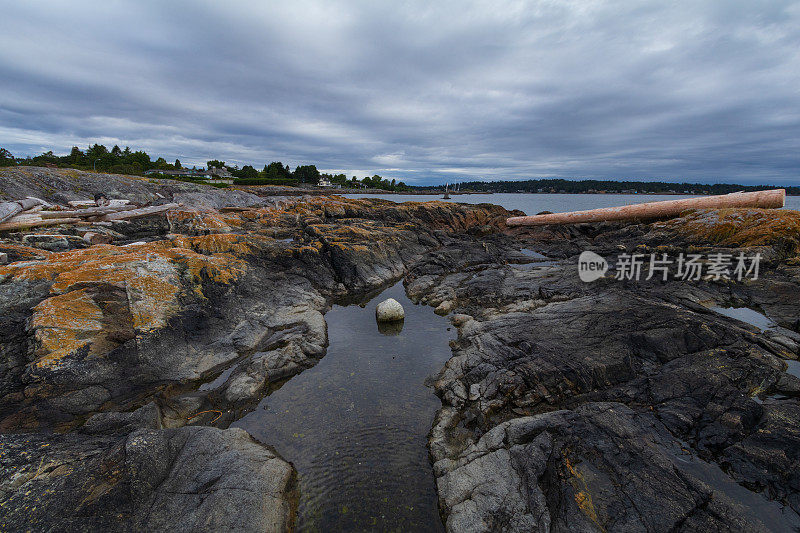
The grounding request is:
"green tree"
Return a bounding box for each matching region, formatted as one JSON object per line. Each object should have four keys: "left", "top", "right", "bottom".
{"left": 0, "top": 148, "right": 14, "bottom": 167}
{"left": 175, "top": 159, "right": 182, "bottom": 170}
{"left": 86, "top": 144, "right": 108, "bottom": 158}
{"left": 263, "top": 161, "right": 291, "bottom": 180}
{"left": 234, "top": 165, "right": 258, "bottom": 178}
{"left": 68, "top": 146, "right": 84, "bottom": 166}
{"left": 294, "top": 165, "right": 320, "bottom": 183}
{"left": 207, "top": 160, "right": 226, "bottom": 169}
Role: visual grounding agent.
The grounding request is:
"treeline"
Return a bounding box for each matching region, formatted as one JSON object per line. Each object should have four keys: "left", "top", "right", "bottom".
{"left": 229, "top": 161, "right": 409, "bottom": 190}
{"left": 1, "top": 144, "right": 185, "bottom": 175}
{"left": 0, "top": 145, "right": 410, "bottom": 191}
{"left": 444, "top": 178, "right": 800, "bottom": 196}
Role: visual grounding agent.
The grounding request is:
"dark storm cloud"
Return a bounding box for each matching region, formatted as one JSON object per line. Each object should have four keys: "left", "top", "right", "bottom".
{"left": 1, "top": 0, "right": 799, "bottom": 184}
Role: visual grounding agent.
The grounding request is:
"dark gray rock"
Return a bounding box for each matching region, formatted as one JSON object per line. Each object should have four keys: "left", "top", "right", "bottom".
{"left": 0, "top": 426, "right": 297, "bottom": 532}
{"left": 408, "top": 225, "right": 800, "bottom": 530}
{"left": 172, "top": 190, "right": 266, "bottom": 210}
{"left": 436, "top": 403, "right": 788, "bottom": 532}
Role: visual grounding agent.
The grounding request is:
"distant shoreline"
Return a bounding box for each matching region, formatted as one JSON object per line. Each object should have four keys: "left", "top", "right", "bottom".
{"left": 338, "top": 190, "right": 800, "bottom": 196}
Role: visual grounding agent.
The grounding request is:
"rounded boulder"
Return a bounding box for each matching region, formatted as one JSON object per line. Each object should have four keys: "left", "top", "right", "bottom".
{"left": 375, "top": 298, "right": 404, "bottom": 322}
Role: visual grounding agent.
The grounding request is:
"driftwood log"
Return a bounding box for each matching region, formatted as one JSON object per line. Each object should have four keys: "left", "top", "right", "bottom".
{"left": 0, "top": 198, "right": 47, "bottom": 223}
{"left": 506, "top": 189, "right": 786, "bottom": 226}
{"left": 0, "top": 217, "right": 81, "bottom": 231}
{"left": 39, "top": 205, "right": 135, "bottom": 219}
{"left": 99, "top": 203, "right": 179, "bottom": 221}
{"left": 68, "top": 199, "right": 130, "bottom": 208}
{"left": 0, "top": 198, "right": 177, "bottom": 232}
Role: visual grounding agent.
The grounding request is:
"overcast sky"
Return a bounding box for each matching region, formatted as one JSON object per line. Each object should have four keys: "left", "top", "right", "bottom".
{"left": 1, "top": 1, "right": 799, "bottom": 185}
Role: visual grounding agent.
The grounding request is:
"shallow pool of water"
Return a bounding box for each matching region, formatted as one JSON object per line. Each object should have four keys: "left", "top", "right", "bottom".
{"left": 786, "top": 360, "right": 800, "bottom": 379}
{"left": 668, "top": 438, "right": 800, "bottom": 531}
{"left": 710, "top": 306, "right": 778, "bottom": 331}
{"left": 233, "top": 281, "right": 452, "bottom": 532}
{"left": 711, "top": 306, "right": 800, "bottom": 381}
{"left": 509, "top": 248, "right": 556, "bottom": 270}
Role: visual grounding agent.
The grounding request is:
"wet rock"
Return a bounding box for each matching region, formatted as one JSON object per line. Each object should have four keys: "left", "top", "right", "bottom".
{"left": 9, "top": 176, "right": 797, "bottom": 531}
{"left": 450, "top": 313, "right": 473, "bottom": 327}
{"left": 376, "top": 298, "right": 405, "bottom": 321}
{"left": 82, "top": 401, "right": 163, "bottom": 434}
{"left": 0, "top": 426, "right": 297, "bottom": 532}
{"left": 436, "top": 403, "right": 777, "bottom": 532}
{"left": 409, "top": 214, "right": 800, "bottom": 530}
{"left": 126, "top": 426, "right": 296, "bottom": 531}
{"left": 434, "top": 299, "right": 455, "bottom": 315}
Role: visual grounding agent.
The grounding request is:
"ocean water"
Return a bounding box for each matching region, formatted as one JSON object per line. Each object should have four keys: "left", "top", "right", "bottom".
{"left": 343, "top": 192, "right": 800, "bottom": 216}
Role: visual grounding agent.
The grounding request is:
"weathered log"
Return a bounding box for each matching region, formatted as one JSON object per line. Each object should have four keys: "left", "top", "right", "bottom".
{"left": 0, "top": 213, "right": 42, "bottom": 227}
{"left": 0, "top": 203, "right": 21, "bottom": 223}
{"left": 68, "top": 200, "right": 97, "bottom": 208}
{"left": 99, "top": 203, "right": 179, "bottom": 221}
{"left": 0, "top": 217, "right": 81, "bottom": 231}
{"left": 0, "top": 197, "right": 47, "bottom": 223}
{"left": 40, "top": 205, "right": 135, "bottom": 219}
{"left": 506, "top": 189, "right": 786, "bottom": 226}
{"left": 68, "top": 199, "right": 131, "bottom": 208}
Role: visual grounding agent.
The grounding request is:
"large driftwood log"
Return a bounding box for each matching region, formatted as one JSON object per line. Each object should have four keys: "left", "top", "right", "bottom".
{"left": 0, "top": 217, "right": 81, "bottom": 231}
{"left": 506, "top": 189, "right": 786, "bottom": 226}
{"left": 99, "top": 203, "right": 179, "bottom": 221}
{"left": 39, "top": 205, "right": 135, "bottom": 219}
{"left": 68, "top": 199, "right": 131, "bottom": 208}
{"left": 0, "top": 198, "right": 46, "bottom": 223}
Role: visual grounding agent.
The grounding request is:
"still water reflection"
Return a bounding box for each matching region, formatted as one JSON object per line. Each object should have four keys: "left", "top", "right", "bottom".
{"left": 234, "top": 281, "right": 452, "bottom": 532}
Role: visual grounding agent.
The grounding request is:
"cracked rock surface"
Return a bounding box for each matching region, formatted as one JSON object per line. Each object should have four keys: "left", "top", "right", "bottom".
{"left": 0, "top": 170, "right": 514, "bottom": 531}
{"left": 407, "top": 209, "right": 800, "bottom": 532}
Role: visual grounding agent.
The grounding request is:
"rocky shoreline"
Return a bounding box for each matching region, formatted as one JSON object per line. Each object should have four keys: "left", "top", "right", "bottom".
{"left": 1, "top": 167, "right": 799, "bottom": 531}
{"left": 408, "top": 209, "right": 800, "bottom": 531}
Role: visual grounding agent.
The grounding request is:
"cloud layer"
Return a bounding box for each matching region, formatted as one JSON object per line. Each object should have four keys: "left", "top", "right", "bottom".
{"left": 2, "top": 1, "right": 799, "bottom": 184}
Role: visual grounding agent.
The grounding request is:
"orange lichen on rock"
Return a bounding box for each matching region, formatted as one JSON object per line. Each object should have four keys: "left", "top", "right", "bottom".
{"left": 563, "top": 453, "right": 605, "bottom": 531}
{"left": 0, "top": 243, "right": 53, "bottom": 261}
{"left": 2, "top": 239, "right": 249, "bottom": 369}
{"left": 30, "top": 289, "right": 104, "bottom": 369}
{"left": 311, "top": 221, "right": 411, "bottom": 257}
{"left": 656, "top": 208, "right": 800, "bottom": 250}
{"left": 167, "top": 208, "right": 244, "bottom": 234}
{"left": 172, "top": 233, "right": 262, "bottom": 256}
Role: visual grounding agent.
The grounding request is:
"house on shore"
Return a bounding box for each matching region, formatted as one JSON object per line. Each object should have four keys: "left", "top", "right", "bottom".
{"left": 208, "top": 167, "right": 233, "bottom": 179}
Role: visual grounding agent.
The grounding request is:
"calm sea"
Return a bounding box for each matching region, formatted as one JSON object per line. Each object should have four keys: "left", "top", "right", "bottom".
{"left": 343, "top": 192, "right": 800, "bottom": 216}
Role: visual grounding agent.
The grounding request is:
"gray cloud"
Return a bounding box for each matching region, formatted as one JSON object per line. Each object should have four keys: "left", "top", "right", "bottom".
{"left": 1, "top": 0, "right": 799, "bottom": 184}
